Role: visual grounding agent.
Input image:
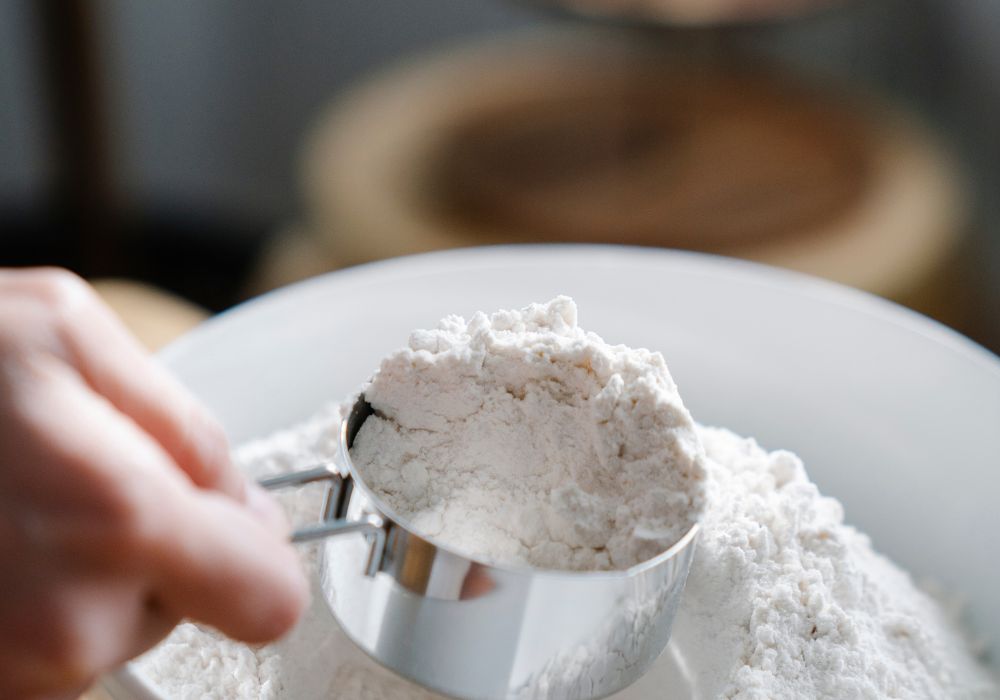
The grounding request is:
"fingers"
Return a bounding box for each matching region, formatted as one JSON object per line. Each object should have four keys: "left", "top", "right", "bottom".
{"left": 63, "top": 281, "right": 245, "bottom": 500}
{"left": 2, "top": 267, "right": 246, "bottom": 501}
{"left": 0, "top": 268, "right": 309, "bottom": 699}
{"left": 10, "top": 362, "right": 308, "bottom": 643}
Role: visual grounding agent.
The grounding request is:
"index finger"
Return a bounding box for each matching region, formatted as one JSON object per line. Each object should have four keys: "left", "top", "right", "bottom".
{"left": 4, "top": 268, "right": 247, "bottom": 502}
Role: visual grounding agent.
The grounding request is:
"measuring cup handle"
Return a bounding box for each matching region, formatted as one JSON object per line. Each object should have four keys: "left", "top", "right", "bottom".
{"left": 258, "top": 463, "right": 386, "bottom": 576}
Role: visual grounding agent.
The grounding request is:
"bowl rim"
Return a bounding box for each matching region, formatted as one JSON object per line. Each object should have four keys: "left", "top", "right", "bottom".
{"left": 162, "top": 243, "right": 1000, "bottom": 380}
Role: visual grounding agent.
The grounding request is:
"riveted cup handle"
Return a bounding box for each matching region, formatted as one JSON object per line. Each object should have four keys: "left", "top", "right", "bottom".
{"left": 259, "top": 462, "right": 386, "bottom": 576}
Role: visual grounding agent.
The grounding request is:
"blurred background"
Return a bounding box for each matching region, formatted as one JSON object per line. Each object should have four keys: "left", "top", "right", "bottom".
{"left": 1, "top": 0, "right": 998, "bottom": 351}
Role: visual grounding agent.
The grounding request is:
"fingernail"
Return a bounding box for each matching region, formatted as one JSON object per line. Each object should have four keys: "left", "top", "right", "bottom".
{"left": 246, "top": 482, "right": 291, "bottom": 536}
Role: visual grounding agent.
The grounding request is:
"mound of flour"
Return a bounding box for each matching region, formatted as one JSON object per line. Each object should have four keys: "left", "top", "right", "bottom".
{"left": 673, "top": 427, "right": 997, "bottom": 699}
{"left": 350, "top": 296, "right": 706, "bottom": 570}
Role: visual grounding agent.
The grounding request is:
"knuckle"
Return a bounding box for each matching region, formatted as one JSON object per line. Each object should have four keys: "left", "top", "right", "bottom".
{"left": 27, "top": 268, "right": 92, "bottom": 312}
{"left": 14, "top": 269, "right": 98, "bottom": 339}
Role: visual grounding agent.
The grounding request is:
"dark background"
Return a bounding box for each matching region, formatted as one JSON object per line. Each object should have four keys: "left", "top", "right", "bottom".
{"left": 1, "top": 0, "right": 997, "bottom": 345}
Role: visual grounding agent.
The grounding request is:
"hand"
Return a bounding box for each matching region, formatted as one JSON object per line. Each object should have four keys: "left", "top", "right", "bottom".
{"left": 0, "top": 268, "right": 309, "bottom": 699}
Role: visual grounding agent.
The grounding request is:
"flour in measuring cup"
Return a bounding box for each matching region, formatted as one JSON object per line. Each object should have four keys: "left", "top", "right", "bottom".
{"left": 350, "top": 296, "right": 706, "bottom": 570}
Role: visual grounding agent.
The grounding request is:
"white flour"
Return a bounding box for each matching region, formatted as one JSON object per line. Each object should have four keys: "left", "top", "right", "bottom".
{"left": 673, "top": 427, "right": 997, "bottom": 699}
{"left": 135, "top": 299, "right": 998, "bottom": 699}
{"left": 135, "top": 415, "right": 997, "bottom": 699}
{"left": 350, "top": 297, "right": 705, "bottom": 570}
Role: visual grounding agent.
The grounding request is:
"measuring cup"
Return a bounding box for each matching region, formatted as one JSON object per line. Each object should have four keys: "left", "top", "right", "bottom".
{"left": 261, "top": 396, "right": 699, "bottom": 700}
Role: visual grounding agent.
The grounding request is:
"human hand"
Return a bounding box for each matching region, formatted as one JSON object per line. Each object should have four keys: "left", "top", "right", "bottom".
{"left": 0, "top": 268, "right": 309, "bottom": 699}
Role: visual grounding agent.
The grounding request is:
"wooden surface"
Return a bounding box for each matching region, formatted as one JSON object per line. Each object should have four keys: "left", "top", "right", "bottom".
{"left": 303, "top": 28, "right": 970, "bottom": 328}
{"left": 91, "top": 278, "right": 209, "bottom": 351}
{"left": 246, "top": 226, "right": 341, "bottom": 296}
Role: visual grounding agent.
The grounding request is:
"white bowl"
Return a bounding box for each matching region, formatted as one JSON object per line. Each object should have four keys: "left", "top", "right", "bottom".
{"left": 114, "top": 245, "right": 1000, "bottom": 698}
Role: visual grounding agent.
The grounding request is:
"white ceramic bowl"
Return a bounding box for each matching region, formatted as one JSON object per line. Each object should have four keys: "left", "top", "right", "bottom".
{"left": 111, "top": 245, "right": 1000, "bottom": 698}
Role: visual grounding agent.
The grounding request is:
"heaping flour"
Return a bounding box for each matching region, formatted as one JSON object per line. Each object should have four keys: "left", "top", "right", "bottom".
{"left": 135, "top": 298, "right": 997, "bottom": 699}
{"left": 350, "top": 296, "right": 705, "bottom": 570}
{"left": 674, "top": 427, "right": 997, "bottom": 699}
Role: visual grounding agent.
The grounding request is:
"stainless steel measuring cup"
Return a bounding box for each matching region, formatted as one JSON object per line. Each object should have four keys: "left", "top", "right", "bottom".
{"left": 261, "top": 396, "right": 700, "bottom": 700}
